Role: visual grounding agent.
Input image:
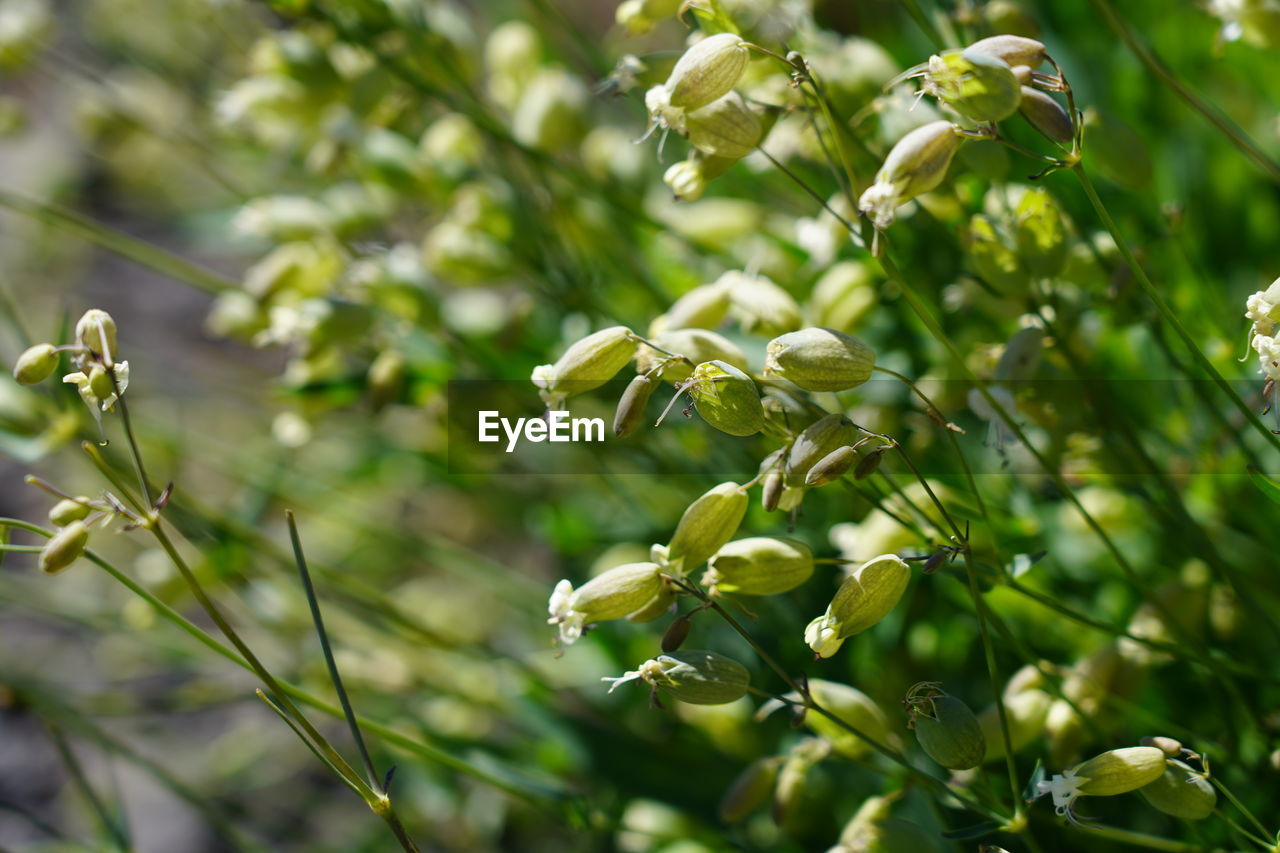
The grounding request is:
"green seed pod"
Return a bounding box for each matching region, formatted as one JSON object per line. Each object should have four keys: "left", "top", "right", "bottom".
{"left": 635, "top": 328, "right": 747, "bottom": 384}
{"left": 808, "top": 261, "right": 876, "bottom": 333}
{"left": 719, "top": 757, "right": 781, "bottom": 823}
{"left": 804, "top": 446, "right": 858, "bottom": 487}
{"left": 785, "top": 414, "right": 858, "bottom": 487}
{"left": 75, "top": 309, "right": 118, "bottom": 362}
{"left": 1074, "top": 747, "right": 1168, "bottom": 796}
{"left": 722, "top": 271, "right": 801, "bottom": 336}
{"left": 664, "top": 33, "right": 749, "bottom": 111}
{"left": 910, "top": 690, "right": 987, "bottom": 770}
{"left": 39, "top": 520, "right": 89, "bottom": 575}
{"left": 547, "top": 561, "right": 664, "bottom": 643}
{"left": 682, "top": 91, "right": 764, "bottom": 160}
{"left": 704, "top": 536, "right": 814, "bottom": 596}
{"left": 923, "top": 48, "right": 1021, "bottom": 122}
{"left": 683, "top": 360, "right": 765, "bottom": 437}
{"left": 1019, "top": 86, "right": 1073, "bottom": 143}
{"left": 652, "top": 281, "right": 732, "bottom": 334}
{"left": 968, "top": 215, "right": 1025, "bottom": 292}
{"left": 765, "top": 327, "right": 875, "bottom": 392}
{"left": 532, "top": 326, "right": 638, "bottom": 405}
{"left": 1138, "top": 765, "right": 1216, "bottom": 820}
{"left": 858, "top": 121, "right": 965, "bottom": 230}
{"left": 614, "top": 374, "right": 658, "bottom": 438}
{"left": 761, "top": 468, "right": 784, "bottom": 512}
{"left": 646, "top": 649, "right": 750, "bottom": 704}
{"left": 801, "top": 679, "right": 896, "bottom": 759}
{"left": 966, "top": 34, "right": 1047, "bottom": 69}
{"left": 666, "top": 481, "right": 749, "bottom": 575}
{"left": 806, "top": 554, "right": 911, "bottom": 657}
{"left": 1015, "top": 187, "right": 1068, "bottom": 278}
{"left": 854, "top": 447, "right": 885, "bottom": 480}
{"left": 13, "top": 343, "right": 58, "bottom": 385}
{"left": 49, "top": 498, "right": 91, "bottom": 527}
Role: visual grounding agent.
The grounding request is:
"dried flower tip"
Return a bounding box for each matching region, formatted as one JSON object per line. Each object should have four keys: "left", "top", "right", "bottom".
{"left": 765, "top": 327, "right": 875, "bottom": 392}
{"left": 1138, "top": 764, "right": 1216, "bottom": 820}
{"left": 532, "top": 325, "right": 637, "bottom": 406}
{"left": 664, "top": 33, "right": 750, "bottom": 112}
{"left": 665, "top": 481, "right": 749, "bottom": 575}
{"left": 614, "top": 374, "right": 658, "bottom": 438}
{"left": 605, "top": 649, "right": 750, "bottom": 705}
{"left": 1139, "top": 736, "right": 1184, "bottom": 758}
{"left": 858, "top": 121, "right": 965, "bottom": 230}
{"left": 923, "top": 48, "right": 1021, "bottom": 122}
{"left": 1019, "top": 86, "right": 1073, "bottom": 143}
{"left": 804, "top": 445, "right": 858, "bottom": 487}
{"left": 785, "top": 414, "right": 858, "bottom": 487}
{"left": 704, "top": 536, "right": 814, "bottom": 596}
{"left": 761, "top": 468, "right": 784, "bottom": 512}
{"left": 75, "top": 309, "right": 118, "bottom": 364}
{"left": 12, "top": 343, "right": 58, "bottom": 385}
{"left": 966, "top": 34, "right": 1047, "bottom": 69}
{"left": 806, "top": 554, "right": 911, "bottom": 657}
{"left": 682, "top": 360, "right": 765, "bottom": 436}
{"left": 39, "top": 520, "right": 89, "bottom": 574}
{"left": 547, "top": 561, "right": 664, "bottom": 644}
{"left": 49, "top": 498, "right": 92, "bottom": 527}
{"left": 907, "top": 687, "right": 987, "bottom": 770}
{"left": 635, "top": 328, "right": 746, "bottom": 383}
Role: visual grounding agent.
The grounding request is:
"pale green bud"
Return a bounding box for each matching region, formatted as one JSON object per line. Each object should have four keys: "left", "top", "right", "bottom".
{"left": 614, "top": 374, "right": 657, "bottom": 438}
{"left": 704, "top": 536, "right": 813, "bottom": 596}
{"left": 1015, "top": 186, "right": 1068, "bottom": 278}
{"left": 907, "top": 686, "right": 986, "bottom": 770}
{"left": 420, "top": 112, "right": 483, "bottom": 176}
{"left": 547, "top": 561, "right": 664, "bottom": 643}
{"left": 923, "top": 48, "right": 1021, "bottom": 122}
{"left": 49, "top": 498, "right": 92, "bottom": 527}
{"left": 605, "top": 649, "right": 750, "bottom": 705}
{"left": 1074, "top": 747, "right": 1168, "bottom": 796}
{"left": 636, "top": 328, "right": 746, "bottom": 383}
{"left": 422, "top": 221, "right": 513, "bottom": 282}
{"left": 859, "top": 121, "right": 965, "bottom": 230}
{"left": 663, "top": 159, "right": 707, "bottom": 202}
{"left": 682, "top": 91, "right": 764, "bottom": 160}
{"left": 804, "top": 446, "right": 858, "bottom": 487}
{"left": 12, "top": 343, "right": 58, "bottom": 385}
{"left": 651, "top": 280, "right": 732, "bottom": 335}
{"left": 663, "top": 33, "right": 749, "bottom": 111}
{"left": 765, "top": 327, "right": 875, "bottom": 392}
{"left": 1139, "top": 736, "right": 1184, "bottom": 758}
{"left": 532, "top": 326, "right": 638, "bottom": 406}
{"left": 1138, "top": 764, "right": 1216, "bottom": 820}
{"left": 718, "top": 757, "right": 781, "bottom": 823}
{"left": 682, "top": 360, "right": 764, "bottom": 437}
{"left": 75, "top": 309, "right": 118, "bottom": 363}
{"left": 1019, "top": 86, "right": 1073, "bottom": 143}
{"left": 966, "top": 34, "right": 1047, "bottom": 69}
{"left": 785, "top": 414, "right": 858, "bottom": 487}
{"left": 837, "top": 793, "right": 939, "bottom": 853}
{"left": 39, "top": 520, "right": 88, "bottom": 574}
{"left": 665, "top": 481, "right": 748, "bottom": 574}
{"left": 721, "top": 271, "right": 801, "bottom": 336}
{"left": 806, "top": 554, "right": 910, "bottom": 657}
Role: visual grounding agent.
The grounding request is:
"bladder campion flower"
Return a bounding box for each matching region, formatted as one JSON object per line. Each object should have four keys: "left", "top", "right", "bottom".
{"left": 858, "top": 121, "right": 965, "bottom": 230}
{"left": 805, "top": 554, "right": 911, "bottom": 658}
{"left": 1033, "top": 746, "right": 1167, "bottom": 825}
{"left": 547, "top": 561, "right": 664, "bottom": 644}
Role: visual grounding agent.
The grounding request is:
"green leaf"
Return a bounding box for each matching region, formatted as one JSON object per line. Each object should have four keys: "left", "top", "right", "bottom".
{"left": 1247, "top": 466, "right": 1280, "bottom": 506}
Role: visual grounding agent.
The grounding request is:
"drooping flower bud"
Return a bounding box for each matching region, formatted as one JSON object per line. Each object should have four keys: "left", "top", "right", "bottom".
{"left": 805, "top": 554, "right": 910, "bottom": 658}
{"left": 39, "top": 520, "right": 89, "bottom": 574}
{"left": 12, "top": 343, "right": 59, "bottom": 385}
{"left": 979, "top": 681, "right": 1051, "bottom": 763}
{"left": 635, "top": 328, "right": 747, "bottom": 383}
{"left": 808, "top": 261, "right": 876, "bottom": 333}
{"left": 922, "top": 48, "right": 1021, "bottom": 122}
{"left": 75, "top": 309, "right": 118, "bottom": 364}
{"left": 704, "top": 536, "right": 814, "bottom": 596}
{"left": 804, "top": 446, "right": 858, "bottom": 487}
{"left": 764, "top": 327, "right": 875, "bottom": 392}
{"left": 614, "top": 374, "right": 658, "bottom": 438}
{"left": 966, "top": 34, "right": 1047, "bottom": 69}
{"left": 905, "top": 684, "right": 987, "bottom": 770}
{"left": 785, "top": 414, "right": 858, "bottom": 487}
{"left": 682, "top": 360, "right": 765, "bottom": 436}
{"left": 665, "top": 481, "right": 748, "bottom": 574}
{"left": 1034, "top": 746, "right": 1167, "bottom": 825}
{"left": 1019, "top": 86, "right": 1073, "bottom": 143}
{"left": 662, "top": 33, "right": 750, "bottom": 112}
{"left": 1138, "top": 764, "right": 1216, "bottom": 820}
{"left": 859, "top": 121, "right": 965, "bottom": 230}
{"left": 532, "top": 326, "right": 638, "bottom": 407}
{"left": 604, "top": 649, "right": 750, "bottom": 705}
{"left": 49, "top": 498, "right": 91, "bottom": 527}
{"left": 547, "top": 561, "right": 664, "bottom": 643}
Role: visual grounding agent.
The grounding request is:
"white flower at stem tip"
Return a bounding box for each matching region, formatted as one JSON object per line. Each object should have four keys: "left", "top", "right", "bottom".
{"left": 1034, "top": 767, "right": 1089, "bottom": 825}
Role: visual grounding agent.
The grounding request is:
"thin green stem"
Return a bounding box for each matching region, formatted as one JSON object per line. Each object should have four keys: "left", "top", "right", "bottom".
{"left": 1210, "top": 776, "right": 1273, "bottom": 843}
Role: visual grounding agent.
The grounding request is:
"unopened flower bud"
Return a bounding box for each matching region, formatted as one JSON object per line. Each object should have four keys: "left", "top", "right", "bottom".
{"left": 704, "top": 536, "right": 813, "bottom": 596}
{"left": 923, "top": 48, "right": 1021, "bottom": 122}
{"left": 1035, "top": 746, "right": 1167, "bottom": 824}
{"left": 635, "top": 328, "right": 746, "bottom": 383}
{"left": 1138, "top": 764, "right": 1216, "bottom": 820}
{"left": 652, "top": 280, "right": 732, "bottom": 334}
{"left": 682, "top": 360, "right": 765, "bottom": 437}
{"left": 966, "top": 34, "right": 1047, "bottom": 69}
{"left": 854, "top": 447, "right": 885, "bottom": 480}
{"left": 765, "top": 327, "right": 875, "bottom": 392}
{"left": 723, "top": 270, "right": 801, "bottom": 336}
{"left": 75, "top": 309, "right": 118, "bottom": 363}
{"left": 660, "top": 611, "right": 692, "bottom": 651}
{"left": 785, "top": 414, "right": 858, "bottom": 487}
{"left": 772, "top": 739, "right": 827, "bottom": 825}
{"left": 547, "top": 561, "right": 664, "bottom": 643}
{"left": 805, "top": 554, "right": 910, "bottom": 658}
{"left": 718, "top": 757, "right": 781, "bottom": 823}
{"left": 512, "top": 69, "right": 588, "bottom": 152}
{"left": 804, "top": 446, "right": 857, "bottom": 487}
{"left": 808, "top": 261, "right": 876, "bottom": 333}
{"left": 1019, "top": 86, "right": 1073, "bottom": 143}
{"left": 906, "top": 685, "right": 987, "bottom": 770}
{"left": 663, "top": 33, "right": 750, "bottom": 111}
{"left": 761, "top": 468, "right": 784, "bottom": 512}
{"left": 39, "top": 520, "right": 89, "bottom": 574}
{"left": 665, "top": 481, "right": 748, "bottom": 574}
{"left": 859, "top": 121, "right": 965, "bottom": 230}
{"left": 12, "top": 343, "right": 58, "bottom": 385}
{"left": 664, "top": 159, "right": 707, "bottom": 202}
{"left": 837, "top": 794, "right": 937, "bottom": 853}
{"left": 605, "top": 649, "right": 750, "bottom": 705}
{"left": 1139, "top": 736, "right": 1184, "bottom": 758}
{"left": 532, "top": 326, "right": 638, "bottom": 406}
{"left": 49, "top": 498, "right": 91, "bottom": 527}
{"left": 614, "top": 374, "right": 658, "bottom": 438}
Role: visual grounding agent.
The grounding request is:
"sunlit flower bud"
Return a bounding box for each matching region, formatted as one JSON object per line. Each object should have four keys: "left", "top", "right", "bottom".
{"left": 532, "top": 326, "right": 638, "bottom": 406}
{"left": 664, "top": 33, "right": 750, "bottom": 112}
{"left": 48, "top": 498, "right": 91, "bottom": 527}
{"left": 1138, "top": 764, "right": 1216, "bottom": 820}
{"left": 785, "top": 414, "right": 858, "bottom": 487}
{"left": 635, "top": 328, "right": 746, "bottom": 383}
{"left": 12, "top": 343, "right": 58, "bottom": 385}
{"left": 906, "top": 684, "right": 986, "bottom": 770}
{"left": 1015, "top": 187, "right": 1068, "bottom": 278}
{"left": 603, "top": 649, "right": 750, "bottom": 704}
{"left": 923, "top": 48, "right": 1021, "bottom": 122}
{"left": 718, "top": 757, "right": 781, "bottom": 823}
{"left": 682, "top": 360, "right": 765, "bottom": 436}
{"left": 966, "top": 34, "right": 1047, "bottom": 69}
{"left": 75, "top": 309, "right": 118, "bottom": 364}
{"left": 859, "top": 121, "right": 965, "bottom": 230}
{"left": 683, "top": 91, "right": 764, "bottom": 160}
{"left": 663, "top": 159, "right": 706, "bottom": 202}
{"left": 722, "top": 270, "right": 801, "bottom": 336}
{"left": 704, "top": 536, "right": 813, "bottom": 596}
{"left": 614, "top": 374, "right": 658, "bottom": 438}
{"left": 651, "top": 280, "right": 732, "bottom": 335}
{"left": 547, "top": 561, "right": 664, "bottom": 643}
{"left": 665, "top": 481, "right": 748, "bottom": 575}
{"left": 39, "top": 520, "right": 88, "bottom": 574}
{"left": 805, "top": 554, "right": 910, "bottom": 658}
{"left": 1019, "top": 86, "right": 1073, "bottom": 143}
{"left": 759, "top": 679, "right": 897, "bottom": 759}
{"left": 1034, "top": 746, "right": 1167, "bottom": 825}
{"left": 804, "top": 446, "right": 857, "bottom": 487}
{"left": 765, "top": 327, "right": 875, "bottom": 392}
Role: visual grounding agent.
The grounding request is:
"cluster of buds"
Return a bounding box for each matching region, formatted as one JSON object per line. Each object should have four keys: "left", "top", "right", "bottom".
{"left": 13, "top": 308, "right": 129, "bottom": 426}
